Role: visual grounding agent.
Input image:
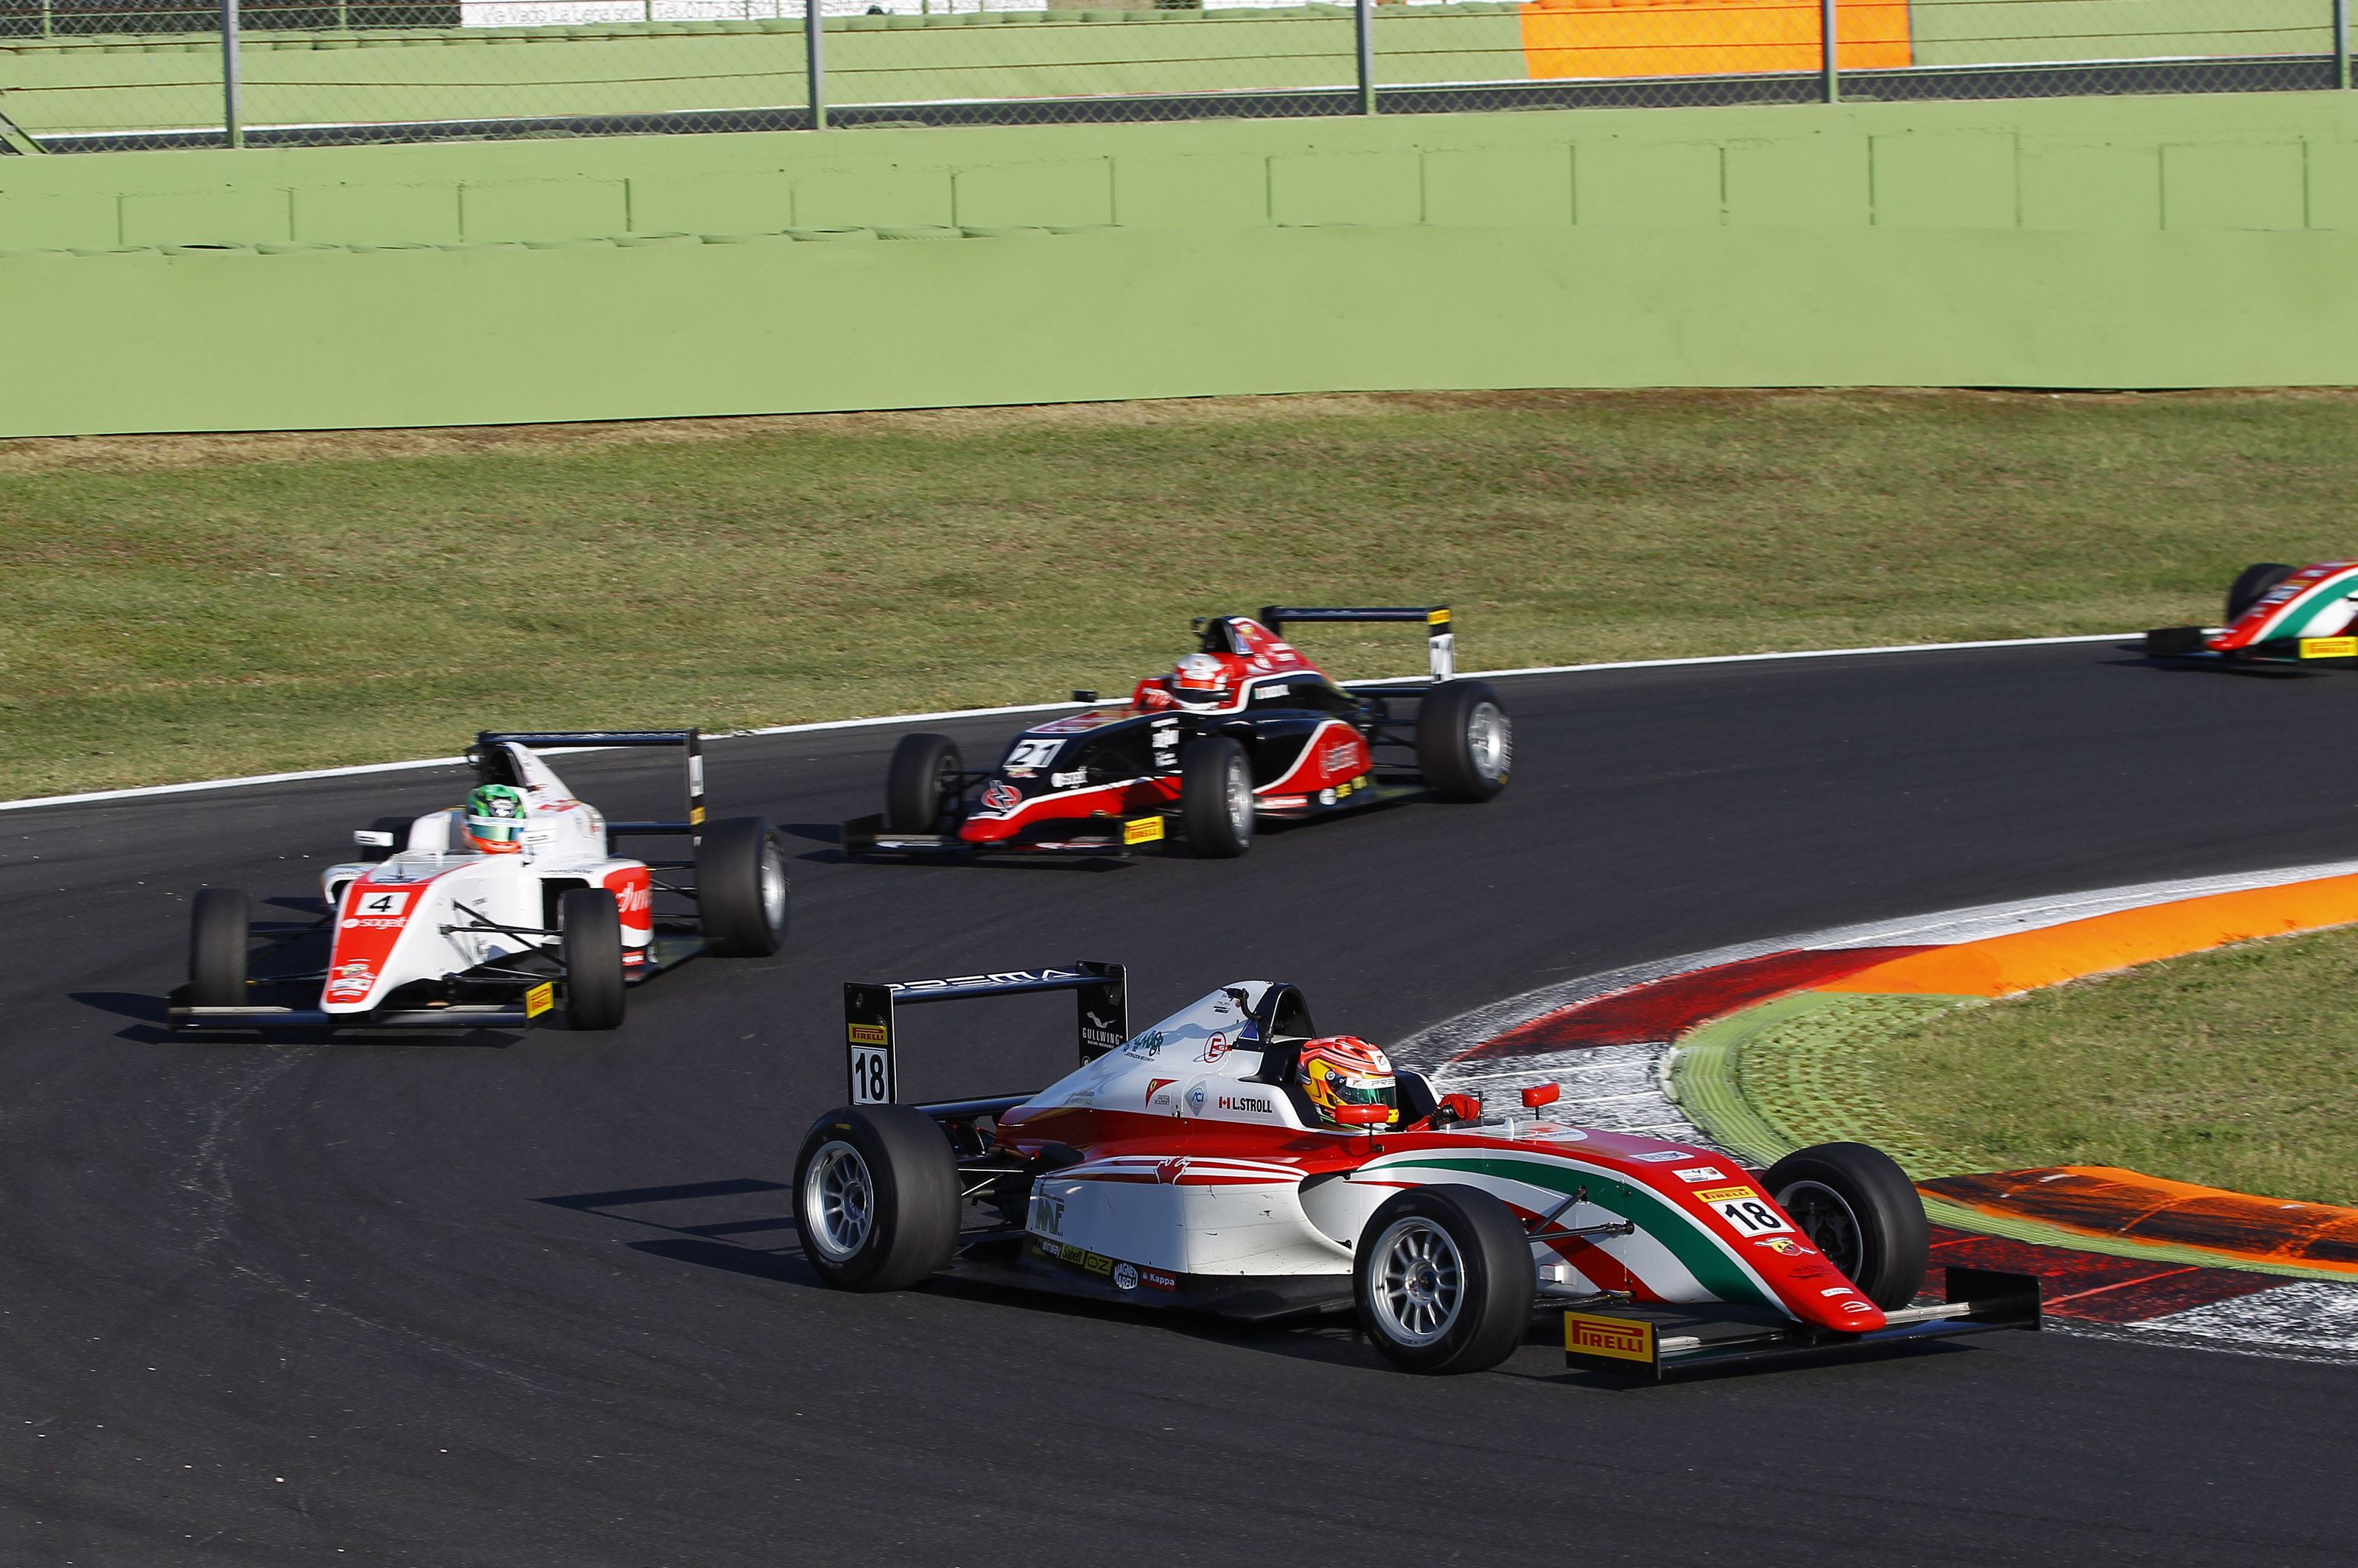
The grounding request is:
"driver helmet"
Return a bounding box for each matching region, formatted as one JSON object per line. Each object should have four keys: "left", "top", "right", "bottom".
{"left": 1297, "top": 1036, "right": 1399, "bottom": 1127}
{"left": 1169, "top": 651, "right": 1245, "bottom": 707}
{"left": 463, "top": 783, "right": 529, "bottom": 854}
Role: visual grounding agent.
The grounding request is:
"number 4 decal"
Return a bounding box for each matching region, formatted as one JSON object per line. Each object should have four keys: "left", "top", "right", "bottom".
{"left": 1713, "top": 1197, "right": 1791, "bottom": 1236}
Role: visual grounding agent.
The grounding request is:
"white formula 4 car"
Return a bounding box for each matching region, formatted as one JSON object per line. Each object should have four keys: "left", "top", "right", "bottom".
{"left": 169, "top": 730, "right": 788, "bottom": 1034}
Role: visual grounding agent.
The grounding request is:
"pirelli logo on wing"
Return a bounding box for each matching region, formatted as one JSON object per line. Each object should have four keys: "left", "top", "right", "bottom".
{"left": 2301, "top": 636, "right": 2358, "bottom": 659}
{"left": 1564, "top": 1312, "right": 1655, "bottom": 1365}
{"left": 847, "top": 1022, "right": 890, "bottom": 1046}
{"left": 1124, "top": 817, "right": 1166, "bottom": 846}
{"left": 1693, "top": 1184, "right": 1760, "bottom": 1205}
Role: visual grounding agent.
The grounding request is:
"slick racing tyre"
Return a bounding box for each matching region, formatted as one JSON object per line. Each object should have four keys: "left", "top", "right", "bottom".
{"left": 1354, "top": 1185, "right": 1536, "bottom": 1375}
{"left": 793, "top": 1105, "right": 962, "bottom": 1292}
{"left": 189, "top": 887, "right": 250, "bottom": 1007}
{"left": 559, "top": 887, "right": 626, "bottom": 1032}
{"left": 885, "top": 732, "right": 962, "bottom": 833}
{"left": 1763, "top": 1142, "right": 1928, "bottom": 1311}
{"left": 1416, "top": 680, "right": 1511, "bottom": 803}
{"left": 1180, "top": 736, "right": 1253, "bottom": 858}
{"left": 697, "top": 816, "right": 789, "bottom": 957}
{"left": 2225, "top": 562, "right": 2294, "bottom": 624}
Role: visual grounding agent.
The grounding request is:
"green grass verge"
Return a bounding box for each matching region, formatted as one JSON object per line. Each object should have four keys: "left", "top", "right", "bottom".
{"left": 1858, "top": 927, "right": 2358, "bottom": 1208}
{"left": 9, "top": 387, "right": 2358, "bottom": 799}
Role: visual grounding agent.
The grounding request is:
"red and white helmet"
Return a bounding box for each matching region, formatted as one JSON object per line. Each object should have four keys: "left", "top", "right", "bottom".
{"left": 1297, "top": 1036, "right": 1397, "bottom": 1127}
{"left": 1170, "top": 651, "right": 1245, "bottom": 706}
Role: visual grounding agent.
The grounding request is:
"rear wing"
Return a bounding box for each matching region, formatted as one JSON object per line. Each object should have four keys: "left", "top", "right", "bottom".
{"left": 843, "top": 962, "right": 1127, "bottom": 1107}
{"left": 1257, "top": 605, "right": 1454, "bottom": 683}
{"left": 471, "top": 729, "right": 705, "bottom": 841}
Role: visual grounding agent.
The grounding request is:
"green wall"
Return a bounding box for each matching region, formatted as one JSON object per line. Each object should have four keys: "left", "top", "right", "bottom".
{"left": 5, "top": 91, "right": 2358, "bottom": 435}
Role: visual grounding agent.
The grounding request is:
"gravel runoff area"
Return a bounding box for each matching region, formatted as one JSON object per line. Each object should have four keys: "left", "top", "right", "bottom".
{"left": 12, "top": 386, "right": 2358, "bottom": 797}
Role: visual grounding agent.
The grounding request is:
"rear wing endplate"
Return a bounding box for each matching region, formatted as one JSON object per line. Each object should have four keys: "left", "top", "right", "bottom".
{"left": 1257, "top": 605, "right": 1453, "bottom": 682}
{"left": 472, "top": 729, "right": 705, "bottom": 841}
{"left": 843, "top": 962, "right": 1127, "bottom": 1106}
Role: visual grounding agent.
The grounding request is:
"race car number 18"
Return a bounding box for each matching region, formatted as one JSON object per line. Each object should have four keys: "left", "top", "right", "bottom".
{"left": 850, "top": 1045, "right": 891, "bottom": 1105}
{"left": 1712, "top": 1196, "right": 1791, "bottom": 1236}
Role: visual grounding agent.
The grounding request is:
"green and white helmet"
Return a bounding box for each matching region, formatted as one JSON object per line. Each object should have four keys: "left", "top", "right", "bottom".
{"left": 464, "top": 784, "right": 529, "bottom": 853}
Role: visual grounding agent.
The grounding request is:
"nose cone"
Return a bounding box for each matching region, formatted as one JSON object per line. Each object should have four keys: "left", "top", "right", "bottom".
{"left": 1785, "top": 1275, "right": 1888, "bottom": 1333}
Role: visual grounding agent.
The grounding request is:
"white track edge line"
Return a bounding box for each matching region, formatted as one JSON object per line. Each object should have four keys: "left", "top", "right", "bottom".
{"left": 0, "top": 631, "right": 2135, "bottom": 816}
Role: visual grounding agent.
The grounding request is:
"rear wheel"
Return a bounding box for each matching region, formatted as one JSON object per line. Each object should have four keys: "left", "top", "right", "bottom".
{"left": 1763, "top": 1141, "right": 1928, "bottom": 1311}
{"left": 885, "top": 732, "right": 962, "bottom": 833}
{"left": 696, "top": 816, "right": 788, "bottom": 957}
{"left": 189, "top": 888, "right": 249, "bottom": 1007}
{"left": 559, "top": 887, "right": 626, "bottom": 1032}
{"left": 1416, "top": 680, "right": 1511, "bottom": 802}
{"left": 792, "top": 1105, "right": 962, "bottom": 1292}
{"left": 1354, "top": 1184, "right": 1536, "bottom": 1375}
{"left": 2225, "top": 562, "right": 2295, "bottom": 624}
{"left": 1179, "top": 737, "right": 1253, "bottom": 858}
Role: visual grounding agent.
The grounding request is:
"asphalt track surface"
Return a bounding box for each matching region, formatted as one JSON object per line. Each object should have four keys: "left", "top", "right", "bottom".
{"left": 7, "top": 640, "right": 2358, "bottom": 1567}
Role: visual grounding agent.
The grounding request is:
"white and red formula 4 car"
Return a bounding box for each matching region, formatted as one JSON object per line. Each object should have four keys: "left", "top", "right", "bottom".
{"left": 169, "top": 730, "right": 788, "bottom": 1035}
{"left": 791, "top": 966, "right": 2039, "bottom": 1379}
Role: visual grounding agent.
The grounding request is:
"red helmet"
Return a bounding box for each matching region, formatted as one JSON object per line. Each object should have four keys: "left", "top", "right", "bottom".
{"left": 1170, "top": 651, "right": 1245, "bottom": 706}
{"left": 1297, "top": 1036, "right": 1398, "bottom": 1127}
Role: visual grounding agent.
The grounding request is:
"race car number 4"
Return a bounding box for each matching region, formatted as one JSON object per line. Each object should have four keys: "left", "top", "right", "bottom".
{"left": 350, "top": 890, "right": 409, "bottom": 917}
{"left": 1712, "top": 1196, "right": 1791, "bottom": 1236}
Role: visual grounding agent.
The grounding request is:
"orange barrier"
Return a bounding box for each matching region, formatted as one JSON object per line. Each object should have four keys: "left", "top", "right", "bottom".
{"left": 1925, "top": 1167, "right": 2358, "bottom": 1276}
{"left": 1518, "top": 0, "right": 1911, "bottom": 82}
{"left": 1819, "top": 872, "right": 2358, "bottom": 998}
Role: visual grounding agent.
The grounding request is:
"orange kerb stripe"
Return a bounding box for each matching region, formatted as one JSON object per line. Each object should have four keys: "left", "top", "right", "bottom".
{"left": 1925, "top": 1166, "right": 2358, "bottom": 1275}
{"left": 1819, "top": 872, "right": 2358, "bottom": 997}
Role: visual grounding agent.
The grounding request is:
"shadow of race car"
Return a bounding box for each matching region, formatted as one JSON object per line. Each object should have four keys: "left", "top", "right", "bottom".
{"left": 843, "top": 606, "right": 1509, "bottom": 861}
{"left": 168, "top": 730, "right": 788, "bottom": 1035}
{"left": 2146, "top": 560, "right": 2358, "bottom": 668}
{"left": 790, "top": 964, "right": 2039, "bottom": 1380}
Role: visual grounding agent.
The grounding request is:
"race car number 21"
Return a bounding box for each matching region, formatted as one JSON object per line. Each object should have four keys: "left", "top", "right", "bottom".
{"left": 1712, "top": 1196, "right": 1791, "bottom": 1236}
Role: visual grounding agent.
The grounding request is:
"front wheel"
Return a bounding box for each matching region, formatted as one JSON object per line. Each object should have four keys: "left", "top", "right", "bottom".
{"left": 696, "top": 816, "right": 789, "bottom": 957}
{"left": 884, "top": 732, "right": 962, "bottom": 833}
{"left": 1763, "top": 1141, "right": 1928, "bottom": 1310}
{"left": 2225, "top": 561, "right": 2295, "bottom": 625}
{"left": 792, "top": 1105, "right": 962, "bottom": 1292}
{"left": 1179, "top": 736, "right": 1253, "bottom": 858}
{"left": 1416, "top": 680, "right": 1511, "bottom": 802}
{"left": 559, "top": 887, "right": 626, "bottom": 1032}
{"left": 1354, "top": 1184, "right": 1536, "bottom": 1375}
{"left": 189, "top": 887, "right": 250, "bottom": 1007}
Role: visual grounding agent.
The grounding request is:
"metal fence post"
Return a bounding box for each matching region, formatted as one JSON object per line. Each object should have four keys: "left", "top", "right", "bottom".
{"left": 2338, "top": 0, "right": 2351, "bottom": 91}
{"left": 1821, "top": 0, "right": 1839, "bottom": 102}
{"left": 1356, "top": 0, "right": 1375, "bottom": 114}
{"left": 222, "top": 0, "right": 245, "bottom": 149}
{"left": 807, "top": 0, "right": 828, "bottom": 130}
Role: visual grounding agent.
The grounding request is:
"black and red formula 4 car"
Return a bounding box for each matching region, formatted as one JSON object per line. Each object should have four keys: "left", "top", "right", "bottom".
{"left": 842, "top": 606, "right": 1510, "bottom": 860}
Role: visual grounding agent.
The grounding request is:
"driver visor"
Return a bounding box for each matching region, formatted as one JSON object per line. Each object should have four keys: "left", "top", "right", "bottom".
{"left": 467, "top": 813, "right": 524, "bottom": 843}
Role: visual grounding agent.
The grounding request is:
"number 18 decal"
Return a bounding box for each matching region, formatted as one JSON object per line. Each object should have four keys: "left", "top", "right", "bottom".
{"left": 1712, "top": 1195, "right": 1791, "bottom": 1236}
{"left": 850, "top": 1044, "right": 891, "bottom": 1105}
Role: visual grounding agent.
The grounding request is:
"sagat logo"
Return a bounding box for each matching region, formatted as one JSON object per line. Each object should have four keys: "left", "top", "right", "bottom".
{"left": 1217, "top": 1093, "right": 1273, "bottom": 1115}
{"left": 982, "top": 782, "right": 1023, "bottom": 814}
{"left": 343, "top": 886, "right": 410, "bottom": 929}
{"left": 1196, "top": 1031, "right": 1231, "bottom": 1064}
{"left": 1124, "top": 1029, "right": 1164, "bottom": 1059}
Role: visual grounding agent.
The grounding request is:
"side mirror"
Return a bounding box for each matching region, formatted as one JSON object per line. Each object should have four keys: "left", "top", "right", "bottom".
{"left": 1333, "top": 1103, "right": 1391, "bottom": 1127}
{"left": 1520, "top": 1082, "right": 1562, "bottom": 1110}
{"left": 1439, "top": 1093, "right": 1483, "bottom": 1124}
{"left": 1071, "top": 689, "right": 1099, "bottom": 704}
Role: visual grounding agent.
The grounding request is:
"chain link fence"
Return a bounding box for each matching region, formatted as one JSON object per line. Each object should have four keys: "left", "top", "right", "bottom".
{"left": 1, "top": 0, "right": 2350, "bottom": 152}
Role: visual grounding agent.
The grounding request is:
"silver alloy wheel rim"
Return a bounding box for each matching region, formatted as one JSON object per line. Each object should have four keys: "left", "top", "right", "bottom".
{"left": 759, "top": 846, "right": 787, "bottom": 931}
{"left": 1225, "top": 757, "right": 1253, "bottom": 839}
{"left": 1777, "top": 1179, "right": 1864, "bottom": 1280}
{"left": 1369, "top": 1216, "right": 1465, "bottom": 1348}
{"left": 1466, "top": 702, "right": 1511, "bottom": 781}
{"left": 803, "top": 1141, "right": 875, "bottom": 1264}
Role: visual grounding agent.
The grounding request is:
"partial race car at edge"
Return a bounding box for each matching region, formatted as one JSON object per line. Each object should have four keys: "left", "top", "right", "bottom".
{"left": 843, "top": 605, "right": 1510, "bottom": 861}
{"left": 169, "top": 729, "right": 789, "bottom": 1035}
{"left": 791, "top": 963, "right": 2039, "bottom": 1380}
{"left": 2147, "top": 559, "right": 2358, "bottom": 668}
